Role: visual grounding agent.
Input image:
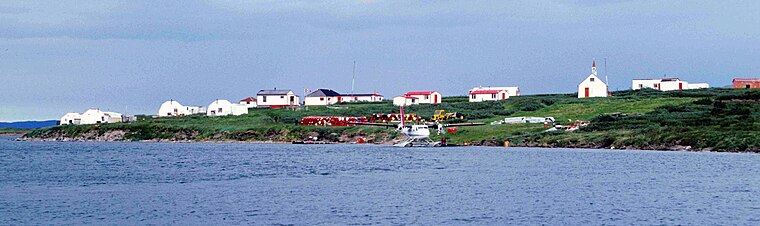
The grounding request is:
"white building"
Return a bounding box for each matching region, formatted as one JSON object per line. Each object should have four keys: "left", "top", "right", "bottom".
{"left": 393, "top": 96, "right": 419, "bottom": 106}
{"left": 632, "top": 78, "right": 710, "bottom": 91}
{"left": 304, "top": 89, "right": 385, "bottom": 106}
{"left": 339, "top": 93, "right": 384, "bottom": 103}
{"left": 401, "top": 91, "right": 441, "bottom": 104}
{"left": 79, "top": 108, "right": 122, "bottom": 125}
{"left": 207, "top": 99, "right": 249, "bottom": 116}
{"left": 158, "top": 100, "right": 206, "bottom": 117}
{"left": 257, "top": 89, "right": 300, "bottom": 108}
{"left": 239, "top": 97, "right": 257, "bottom": 108}
{"left": 578, "top": 61, "right": 609, "bottom": 98}
{"left": 304, "top": 89, "right": 343, "bottom": 106}
{"left": 59, "top": 113, "right": 81, "bottom": 125}
{"left": 468, "top": 86, "right": 520, "bottom": 102}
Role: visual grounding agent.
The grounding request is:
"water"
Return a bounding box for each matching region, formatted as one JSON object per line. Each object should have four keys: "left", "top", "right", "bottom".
{"left": 1, "top": 136, "right": 759, "bottom": 225}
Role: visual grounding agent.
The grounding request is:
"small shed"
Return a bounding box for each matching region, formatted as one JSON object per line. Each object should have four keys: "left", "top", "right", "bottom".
{"left": 239, "top": 97, "right": 258, "bottom": 108}
{"left": 733, "top": 78, "right": 760, "bottom": 89}
{"left": 393, "top": 96, "right": 419, "bottom": 106}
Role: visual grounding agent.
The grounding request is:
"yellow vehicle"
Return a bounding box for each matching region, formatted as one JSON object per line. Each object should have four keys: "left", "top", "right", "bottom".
{"left": 432, "top": 110, "right": 464, "bottom": 121}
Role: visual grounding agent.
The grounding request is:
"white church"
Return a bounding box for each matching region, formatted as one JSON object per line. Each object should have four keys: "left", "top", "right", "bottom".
{"left": 578, "top": 61, "right": 609, "bottom": 98}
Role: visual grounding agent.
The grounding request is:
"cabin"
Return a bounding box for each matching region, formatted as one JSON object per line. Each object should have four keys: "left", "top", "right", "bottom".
{"left": 79, "top": 108, "right": 122, "bottom": 125}
{"left": 578, "top": 61, "right": 609, "bottom": 98}
{"left": 393, "top": 96, "right": 419, "bottom": 106}
{"left": 158, "top": 100, "right": 205, "bottom": 117}
{"left": 304, "top": 89, "right": 385, "bottom": 106}
{"left": 257, "top": 89, "right": 300, "bottom": 108}
{"left": 733, "top": 78, "right": 760, "bottom": 89}
{"left": 207, "top": 99, "right": 249, "bottom": 116}
{"left": 468, "top": 86, "right": 520, "bottom": 102}
{"left": 632, "top": 78, "right": 710, "bottom": 91}
{"left": 239, "top": 97, "right": 257, "bottom": 108}
{"left": 304, "top": 89, "right": 343, "bottom": 106}
{"left": 59, "top": 113, "right": 81, "bottom": 125}
{"left": 402, "top": 91, "right": 441, "bottom": 104}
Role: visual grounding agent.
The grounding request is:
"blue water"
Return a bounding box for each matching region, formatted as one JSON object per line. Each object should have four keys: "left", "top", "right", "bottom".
{"left": 1, "top": 136, "right": 759, "bottom": 225}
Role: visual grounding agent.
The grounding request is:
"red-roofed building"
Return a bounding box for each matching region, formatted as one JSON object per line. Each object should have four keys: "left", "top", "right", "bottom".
{"left": 733, "top": 78, "right": 760, "bottom": 89}
{"left": 468, "top": 86, "right": 520, "bottom": 102}
{"left": 405, "top": 90, "right": 441, "bottom": 104}
{"left": 239, "top": 97, "right": 257, "bottom": 108}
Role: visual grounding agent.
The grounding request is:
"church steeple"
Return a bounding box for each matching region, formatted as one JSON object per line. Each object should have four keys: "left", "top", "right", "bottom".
{"left": 591, "top": 60, "right": 597, "bottom": 75}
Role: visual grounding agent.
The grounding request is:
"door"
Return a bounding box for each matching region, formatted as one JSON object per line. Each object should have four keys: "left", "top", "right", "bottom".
{"left": 434, "top": 95, "right": 439, "bottom": 104}
{"left": 290, "top": 96, "right": 295, "bottom": 105}
{"left": 501, "top": 93, "right": 506, "bottom": 100}
{"left": 584, "top": 87, "right": 590, "bottom": 98}
{"left": 679, "top": 83, "right": 683, "bottom": 90}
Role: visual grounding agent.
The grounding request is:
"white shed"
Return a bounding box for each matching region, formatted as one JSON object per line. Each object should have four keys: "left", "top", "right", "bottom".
{"left": 59, "top": 113, "right": 81, "bottom": 125}
{"left": 403, "top": 91, "right": 441, "bottom": 104}
{"left": 207, "top": 99, "right": 248, "bottom": 116}
{"left": 393, "top": 96, "right": 419, "bottom": 106}
{"left": 578, "top": 61, "right": 608, "bottom": 98}
{"left": 239, "top": 97, "right": 257, "bottom": 108}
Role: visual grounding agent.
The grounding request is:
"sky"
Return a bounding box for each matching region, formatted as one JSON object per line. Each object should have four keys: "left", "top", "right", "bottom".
{"left": 1, "top": 0, "right": 759, "bottom": 121}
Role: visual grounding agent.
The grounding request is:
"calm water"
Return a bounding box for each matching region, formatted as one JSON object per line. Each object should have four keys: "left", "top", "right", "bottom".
{"left": 1, "top": 136, "right": 759, "bottom": 225}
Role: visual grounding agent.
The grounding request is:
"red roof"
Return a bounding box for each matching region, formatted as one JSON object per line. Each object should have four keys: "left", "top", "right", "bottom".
{"left": 239, "top": 96, "right": 256, "bottom": 102}
{"left": 733, "top": 78, "right": 760, "bottom": 82}
{"left": 469, "top": 90, "right": 504, "bottom": 95}
{"left": 405, "top": 91, "right": 437, "bottom": 96}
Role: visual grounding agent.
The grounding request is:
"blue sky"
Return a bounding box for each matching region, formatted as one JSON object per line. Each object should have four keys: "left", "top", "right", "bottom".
{"left": 1, "top": 0, "right": 758, "bottom": 121}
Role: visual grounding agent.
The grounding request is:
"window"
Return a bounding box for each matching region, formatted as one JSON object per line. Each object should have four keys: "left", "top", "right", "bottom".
{"left": 246, "top": 101, "right": 250, "bottom": 104}
{"left": 590, "top": 78, "right": 595, "bottom": 82}
{"left": 320, "top": 97, "right": 324, "bottom": 101}
{"left": 471, "top": 94, "right": 476, "bottom": 99}
{"left": 639, "top": 84, "right": 643, "bottom": 88}
{"left": 263, "top": 96, "right": 267, "bottom": 102}
{"left": 491, "top": 94, "right": 497, "bottom": 98}
{"left": 425, "top": 95, "right": 429, "bottom": 99}
{"left": 280, "top": 96, "right": 284, "bottom": 99}
{"left": 746, "top": 85, "right": 751, "bottom": 89}
{"left": 218, "top": 108, "right": 223, "bottom": 113}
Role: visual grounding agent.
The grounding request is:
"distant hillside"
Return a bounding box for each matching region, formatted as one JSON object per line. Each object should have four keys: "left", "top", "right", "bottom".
{"left": 0, "top": 120, "right": 57, "bottom": 129}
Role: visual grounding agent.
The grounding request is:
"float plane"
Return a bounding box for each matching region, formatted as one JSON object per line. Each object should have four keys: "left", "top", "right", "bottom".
{"left": 349, "top": 106, "right": 485, "bottom": 147}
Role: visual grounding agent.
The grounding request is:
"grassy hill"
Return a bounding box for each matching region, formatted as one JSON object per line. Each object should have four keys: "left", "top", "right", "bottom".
{"left": 24, "top": 88, "right": 760, "bottom": 152}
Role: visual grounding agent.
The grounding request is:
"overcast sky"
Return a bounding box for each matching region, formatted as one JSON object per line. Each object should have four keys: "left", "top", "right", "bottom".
{"left": 1, "top": 0, "right": 758, "bottom": 121}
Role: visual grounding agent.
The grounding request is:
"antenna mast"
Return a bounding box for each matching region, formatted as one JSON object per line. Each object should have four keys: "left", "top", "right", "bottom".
{"left": 604, "top": 58, "right": 609, "bottom": 90}
{"left": 351, "top": 61, "right": 356, "bottom": 95}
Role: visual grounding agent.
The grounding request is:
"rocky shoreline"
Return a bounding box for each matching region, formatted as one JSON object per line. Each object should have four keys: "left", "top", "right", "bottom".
{"left": 19, "top": 131, "right": 756, "bottom": 153}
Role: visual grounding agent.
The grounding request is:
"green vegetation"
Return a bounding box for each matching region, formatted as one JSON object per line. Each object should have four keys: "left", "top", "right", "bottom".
{"left": 25, "top": 88, "right": 760, "bottom": 152}
{"left": 0, "top": 128, "right": 32, "bottom": 135}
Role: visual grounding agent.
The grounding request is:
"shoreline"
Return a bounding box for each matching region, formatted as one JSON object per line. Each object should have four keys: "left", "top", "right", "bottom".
{"left": 15, "top": 136, "right": 759, "bottom": 153}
